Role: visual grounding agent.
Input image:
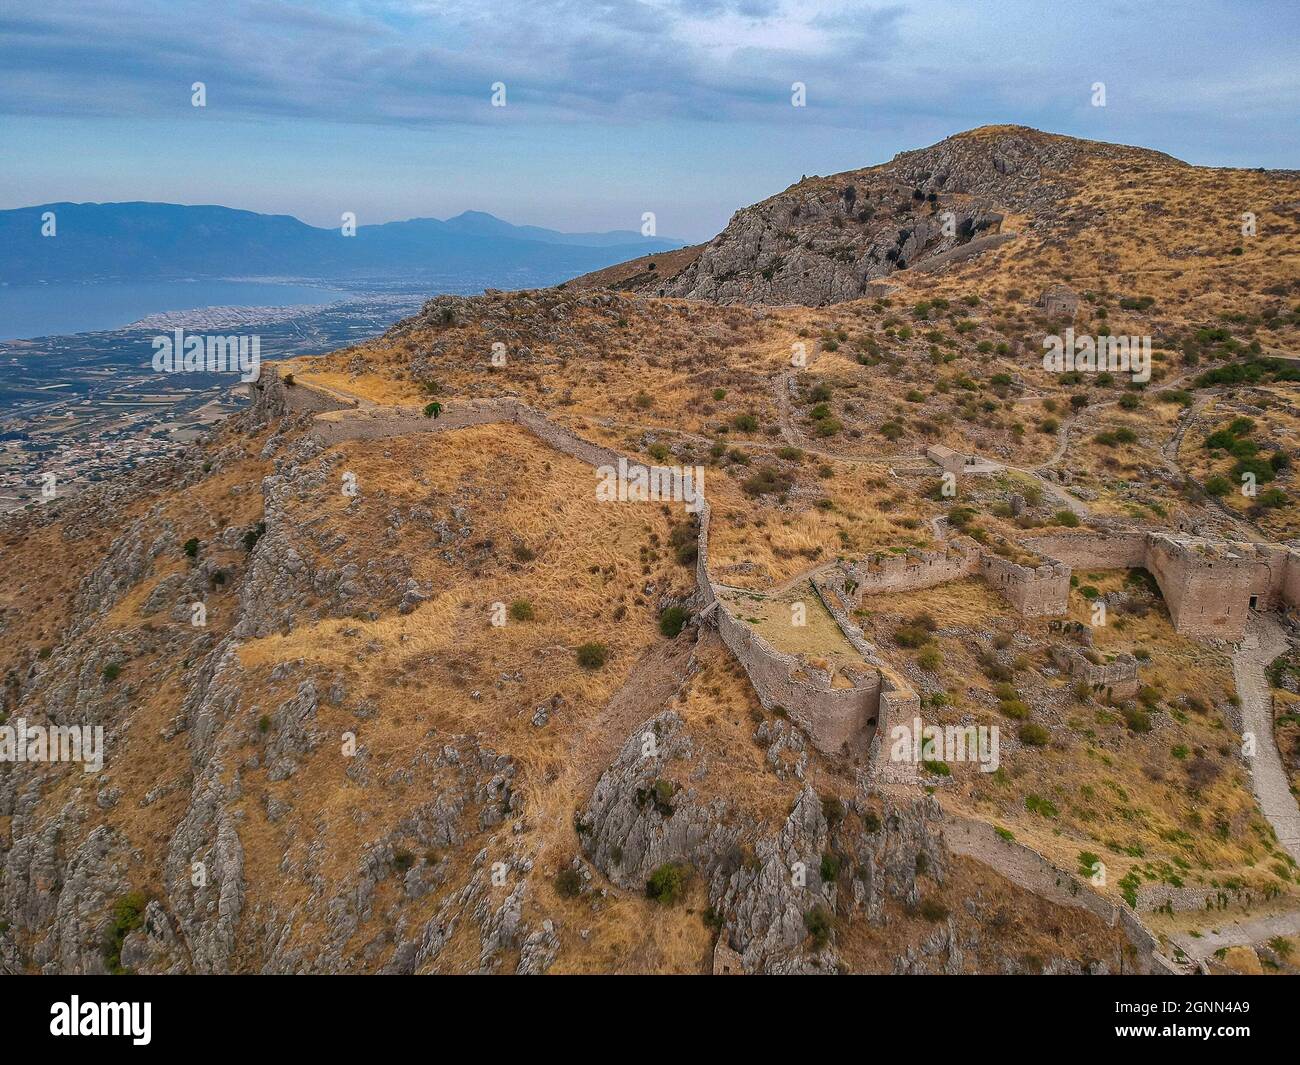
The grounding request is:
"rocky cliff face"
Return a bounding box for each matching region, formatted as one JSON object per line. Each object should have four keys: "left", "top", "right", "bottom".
{"left": 664, "top": 126, "right": 1172, "bottom": 306}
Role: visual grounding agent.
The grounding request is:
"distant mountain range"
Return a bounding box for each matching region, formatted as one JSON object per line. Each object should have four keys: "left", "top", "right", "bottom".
{"left": 0, "top": 202, "right": 687, "bottom": 285}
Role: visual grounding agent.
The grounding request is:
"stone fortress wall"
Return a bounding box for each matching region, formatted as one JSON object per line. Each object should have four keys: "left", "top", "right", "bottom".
{"left": 823, "top": 536, "right": 1069, "bottom": 620}
{"left": 822, "top": 518, "right": 1300, "bottom": 643}
{"left": 255, "top": 373, "right": 1300, "bottom": 772}
{"left": 976, "top": 553, "right": 1071, "bottom": 618}
{"left": 256, "top": 372, "right": 895, "bottom": 759}
{"left": 254, "top": 373, "right": 1250, "bottom": 958}
{"left": 1026, "top": 531, "right": 1300, "bottom": 640}
{"left": 943, "top": 815, "right": 1179, "bottom": 973}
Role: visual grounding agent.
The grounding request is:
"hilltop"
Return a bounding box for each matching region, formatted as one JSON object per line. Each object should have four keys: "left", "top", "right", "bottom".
{"left": 575, "top": 126, "right": 1296, "bottom": 310}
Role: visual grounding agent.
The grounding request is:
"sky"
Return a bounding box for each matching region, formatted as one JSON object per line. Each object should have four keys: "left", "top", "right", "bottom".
{"left": 2, "top": 0, "right": 1297, "bottom": 241}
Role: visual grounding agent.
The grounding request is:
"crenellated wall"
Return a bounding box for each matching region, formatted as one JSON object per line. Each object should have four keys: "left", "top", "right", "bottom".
{"left": 830, "top": 544, "right": 978, "bottom": 606}
{"left": 977, "top": 553, "right": 1071, "bottom": 618}
{"left": 1025, "top": 531, "right": 1300, "bottom": 640}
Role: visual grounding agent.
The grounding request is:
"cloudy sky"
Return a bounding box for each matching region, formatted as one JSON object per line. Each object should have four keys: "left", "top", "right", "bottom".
{"left": 3, "top": 0, "right": 1297, "bottom": 239}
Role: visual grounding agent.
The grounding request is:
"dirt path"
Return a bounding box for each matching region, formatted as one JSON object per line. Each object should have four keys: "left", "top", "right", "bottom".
{"left": 1233, "top": 615, "right": 1300, "bottom": 863}
{"left": 1169, "top": 907, "right": 1300, "bottom": 963}
{"left": 570, "top": 632, "right": 700, "bottom": 795}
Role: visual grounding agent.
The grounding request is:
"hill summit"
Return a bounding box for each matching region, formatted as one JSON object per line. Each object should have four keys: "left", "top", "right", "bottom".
{"left": 582, "top": 126, "right": 1208, "bottom": 306}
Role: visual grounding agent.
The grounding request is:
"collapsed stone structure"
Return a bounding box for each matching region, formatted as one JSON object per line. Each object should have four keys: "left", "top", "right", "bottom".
{"left": 1048, "top": 642, "right": 1140, "bottom": 700}
{"left": 1038, "top": 283, "right": 1079, "bottom": 318}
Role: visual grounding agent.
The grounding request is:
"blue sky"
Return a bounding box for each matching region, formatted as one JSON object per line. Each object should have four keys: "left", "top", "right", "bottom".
{"left": 3, "top": 0, "right": 1297, "bottom": 240}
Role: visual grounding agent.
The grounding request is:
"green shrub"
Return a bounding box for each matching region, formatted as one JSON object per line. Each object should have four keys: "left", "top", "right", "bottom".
{"left": 645, "top": 862, "right": 688, "bottom": 905}
{"left": 918, "top": 897, "right": 949, "bottom": 922}
{"left": 183, "top": 537, "right": 200, "bottom": 559}
{"left": 1018, "top": 722, "right": 1050, "bottom": 746}
{"left": 659, "top": 605, "right": 688, "bottom": 638}
{"left": 999, "top": 699, "right": 1030, "bottom": 720}
{"left": 742, "top": 466, "right": 794, "bottom": 496}
{"left": 895, "top": 624, "right": 931, "bottom": 649}
{"left": 576, "top": 642, "right": 609, "bottom": 669}
{"left": 803, "top": 904, "right": 833, "bottom": 948}
{"left": 509, "top": 599, "right": 534, "bottom": 622}
{"left": 103, "top": 891, "right": 149, "bottom": 974}
{"left": 820, "top": 852, "right": 841, "bottom": 882}
{"left": 555, "top": 867, "right": 583, "bottom": 899}
{"left": 669, "top": 523, "right": 698, "bottom": 565}
{"left": 917, "top": 646, "right": 942, "bottom": 671}
{"left": 1025, "top": 793, "right": 1058, "bottom": 818}
{"left": 1122, "top": 704, "right": 1152, "bottom": 733}
{"left": 1235, "top": 456, "right": 1275, "bottom": 484}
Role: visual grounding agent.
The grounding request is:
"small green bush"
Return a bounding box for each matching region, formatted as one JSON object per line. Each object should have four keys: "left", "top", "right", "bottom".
{"left": 103, "top": 891, "right": 149, "bottom": 974}
{"left": 917, "top": 646, "right": 942, "bottom": 671}
{"left": 659, "top": 605, "right": 688, "bottom": 638}
{"left": 645, "top": 862, "right": 688, "bottom": 905}
{"left": 803, "top": 904, "right": 833, "bottom": 949}
{"left": 555, "top": 867, "right": 583, "bottom": 899}
{"left": 918, "top": 897, "right": 949, "bottom": 922}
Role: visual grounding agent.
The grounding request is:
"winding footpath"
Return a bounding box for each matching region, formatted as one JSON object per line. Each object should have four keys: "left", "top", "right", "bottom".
{"left": 1233, "top": 615, "right": 1300, "bottom": 863}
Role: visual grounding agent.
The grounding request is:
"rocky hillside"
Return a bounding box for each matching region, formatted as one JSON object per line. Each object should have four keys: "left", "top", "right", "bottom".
{"left": 0, "top": 382, "right": 1143, "bottom": 973}
{"left": 4, "top": 125, "right": 1299, "bottom": 975}
{"left": 656, "top": 126, "right": 1204, "bottom": 306}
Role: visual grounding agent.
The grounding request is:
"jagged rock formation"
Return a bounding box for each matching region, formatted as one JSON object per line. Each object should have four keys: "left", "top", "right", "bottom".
{"left": 663, "top": 126, "right": 1180, "bottom": 306}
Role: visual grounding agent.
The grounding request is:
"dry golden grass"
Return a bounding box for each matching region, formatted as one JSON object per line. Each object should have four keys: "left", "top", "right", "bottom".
{"left": 858, "top": 575, "right": 1296, "bottom": 910}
